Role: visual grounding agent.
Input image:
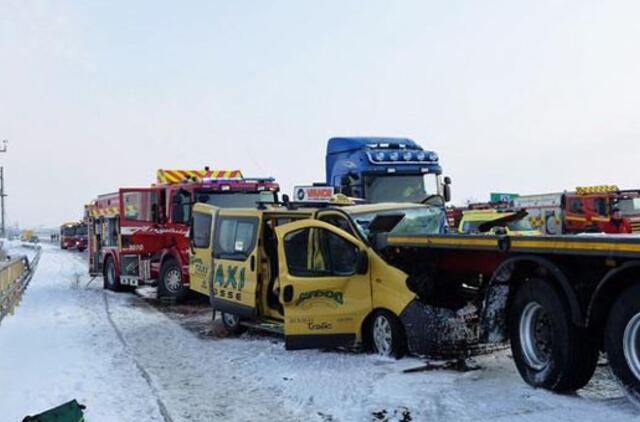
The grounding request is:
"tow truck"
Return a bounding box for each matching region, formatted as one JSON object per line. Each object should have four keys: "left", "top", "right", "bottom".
{"left": 87, "top": 168, "right": 279, "bottom": 300}
{"left": 191, "top": 197, "right": 640, "bottom": 405}
{"left": 296, "top": 137, "right": 451, "bottom": 206}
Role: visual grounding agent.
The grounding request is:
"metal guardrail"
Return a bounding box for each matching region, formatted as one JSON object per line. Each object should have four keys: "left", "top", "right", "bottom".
{"left": 0, "top": 247, "right": 41, "bottom": 323}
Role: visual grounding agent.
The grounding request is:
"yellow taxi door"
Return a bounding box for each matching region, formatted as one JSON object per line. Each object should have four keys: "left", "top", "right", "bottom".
{"left": 188, "top": 204, "right": 219, "bottom": 297}
{"left": 210, "top": 213, "right": 261, "bottom": 318}
{"left": 274, "top": 219, "right": 372, "bottom": 350}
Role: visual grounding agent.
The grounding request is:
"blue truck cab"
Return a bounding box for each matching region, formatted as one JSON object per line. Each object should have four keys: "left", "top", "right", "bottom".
{"left": 325, "top": 137, "right": 450, "bottom": 204}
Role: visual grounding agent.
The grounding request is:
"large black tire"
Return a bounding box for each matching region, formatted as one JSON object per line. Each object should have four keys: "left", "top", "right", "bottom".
{"left": 509, "top": 278, "right": 598, "bottom": 392}
{"left": 103, "top": 256, "right": 122, "bottom": 292}
{"left": 157, "top": 258, "right": 189, "bottom": 301}
{"left": 604, "top": 283, "right": 640, "bottom": 405}
{"left": 369, "top": 310, "right": 406, "bottom": 359}
{"left": 221, "top": 312, "right": 247, "bottom": 335}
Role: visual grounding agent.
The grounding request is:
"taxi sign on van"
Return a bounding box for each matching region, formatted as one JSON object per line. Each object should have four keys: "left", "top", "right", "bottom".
{"left": 294, "top": 186, "right": 335, "bottom": 202}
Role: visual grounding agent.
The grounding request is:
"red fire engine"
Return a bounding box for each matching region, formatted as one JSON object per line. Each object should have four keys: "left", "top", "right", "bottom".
{"left": 60, "top": 221, "right": 88, "bottom": 251}
{"left": 514, "top": 185, "right": 640, "bottom": 234}
{"left": 87, "top": 169, "right": 279, "bottom": 300}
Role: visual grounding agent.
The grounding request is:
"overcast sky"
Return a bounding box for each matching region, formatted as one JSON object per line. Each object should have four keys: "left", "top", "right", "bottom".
{"left": 2, "top": 0, "right": 639, "bottom": 227}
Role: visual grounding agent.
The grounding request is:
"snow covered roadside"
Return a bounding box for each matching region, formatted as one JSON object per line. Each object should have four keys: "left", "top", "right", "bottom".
{"left": 0, "top": 245, "right": 638, "bottom": 421}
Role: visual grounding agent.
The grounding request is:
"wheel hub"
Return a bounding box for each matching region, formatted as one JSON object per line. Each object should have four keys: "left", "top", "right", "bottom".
{"left": 165, "top": 268, "right": 182, "bottom": 293}
{"left": 623, "top": 312, "right": 640, "bottom": 381}
{"left": 373, "top": 315, "right": 393, "bottom": 356}
{"left": 519, "top": 302, "right": 553, "bottom": 370}
{"left": 223, "top": 313, "right": 239, "bottom": 327}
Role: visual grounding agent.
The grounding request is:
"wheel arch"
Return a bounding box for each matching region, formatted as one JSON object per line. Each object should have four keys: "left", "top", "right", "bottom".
{"left": 586, "top": 261, "right": 640, "bottom": 336}
{"left": 480, "top": 254, "right": 583, "bottom": 343}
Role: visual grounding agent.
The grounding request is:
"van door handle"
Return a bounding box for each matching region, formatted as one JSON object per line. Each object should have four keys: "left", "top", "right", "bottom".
{"left": 250, "top": 256, "right": 255, "bottom": 271}
{"left": 283, "top": 285, "right": 293, "bottom": 303}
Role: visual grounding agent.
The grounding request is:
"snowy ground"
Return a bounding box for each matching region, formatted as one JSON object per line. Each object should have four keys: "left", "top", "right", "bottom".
{"left": 1, "top": 244, "right": 639, "bottom": 422}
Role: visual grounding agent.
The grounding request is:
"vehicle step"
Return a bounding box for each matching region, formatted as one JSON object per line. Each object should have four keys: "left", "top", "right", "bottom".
{"left": 240, "top": 319, "right": 284, "bottom": 334}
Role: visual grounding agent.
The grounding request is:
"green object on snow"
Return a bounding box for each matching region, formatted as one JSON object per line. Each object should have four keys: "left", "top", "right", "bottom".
{"left": 22, "top": 399, "right": 86, "bottom": 422}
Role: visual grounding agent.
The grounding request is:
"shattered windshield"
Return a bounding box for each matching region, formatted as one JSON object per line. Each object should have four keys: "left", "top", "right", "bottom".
{"left": 351, "top": 206, "right": 445, "bottom": 238}
{"left": 363, "top": 174, "right": 439, "bottom": 203}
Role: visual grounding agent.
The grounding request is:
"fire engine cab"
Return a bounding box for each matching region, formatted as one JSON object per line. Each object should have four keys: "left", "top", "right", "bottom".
{"left": 515, "top": 185, "right": 640, "bottom": 234}
{"left": 87, "top": 168, "right": 279, "bottom": 300}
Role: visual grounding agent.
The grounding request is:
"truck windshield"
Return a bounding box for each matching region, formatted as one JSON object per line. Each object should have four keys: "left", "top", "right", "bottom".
{"left": 76, "top": 226, "right": 88, "bottom": 236}
{"left": 351, "top": 206, "right": 445, "bottom": 238}
{"left": 363, "top": 174, "right": 439, "bottom": 203}
{"left": 618, "top": 198, "right": 640, "bottom": 216}
{"left": 196, "top": 191, "right": 276, "bottom": 208}
{"left": 62, "top": 227, "right": 75, "bottom": 236}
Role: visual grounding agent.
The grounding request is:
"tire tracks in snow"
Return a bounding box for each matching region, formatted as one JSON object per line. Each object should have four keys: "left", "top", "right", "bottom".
{"left": 102, "top": 290, "right": 175, "bottom": 422}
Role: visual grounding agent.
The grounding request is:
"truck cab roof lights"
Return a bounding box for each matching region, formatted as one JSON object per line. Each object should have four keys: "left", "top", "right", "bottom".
{"left": 157, "top": 169, "right": 243, "bottom": 185}
{"left": 366, "top": 150, "right": 438, "bottom": 164}
{"left": 576, "top": 185, "right": 619, "bottom": 195}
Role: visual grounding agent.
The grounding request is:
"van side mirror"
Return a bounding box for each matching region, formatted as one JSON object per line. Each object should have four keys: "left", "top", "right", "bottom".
{"left": 355, "top": 250, "right": 368, "bottom": 274}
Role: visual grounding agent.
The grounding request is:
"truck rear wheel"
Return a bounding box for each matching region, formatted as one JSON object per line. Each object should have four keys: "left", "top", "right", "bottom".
{"left": 221, "top": 312, "right": 247, "bottom": 335}
{"left": 370, "top": 310, "right": 406, "bottom": 359}
{"left": 158, "top": 258, "right": 188, "bottom": 301}
{"left": 509, "top": 278, "right": 597, "bottom": 392}
{"left": 604, "top": 283, "right": 640, "bottom": 405}
{"left": 103, "top": 257, "right": 122, "bottom": 292}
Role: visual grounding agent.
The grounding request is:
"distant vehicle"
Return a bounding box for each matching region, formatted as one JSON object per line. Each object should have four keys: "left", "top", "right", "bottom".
{"left": 20, "top": 230, "right": 37, "bottom": 243}
{"left": 514, "top": 185, "right": 640, "bottom": 234}
{"left": 299, "top": 137, "right": 451, "bottom": 210}
{"left": 458, "top": 209, "right": 542, "bottom": 236}
{"left": 60, "top": 222, "right": 87, "bottom": 251}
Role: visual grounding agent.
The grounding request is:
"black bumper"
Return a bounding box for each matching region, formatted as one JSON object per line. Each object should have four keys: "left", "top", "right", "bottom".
{"left": 399, "top": 300, "right": 481, "bottom": 358}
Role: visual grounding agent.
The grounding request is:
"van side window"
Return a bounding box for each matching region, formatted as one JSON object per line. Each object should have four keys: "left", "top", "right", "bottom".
{"left": 215, "top": 217, "right": 258, "bottom": 260}
{"left": 283, "top": 228, "right": 358, "bottom": 277}
{"left": 192, "top": 212, "right": 212, "bottom": 248}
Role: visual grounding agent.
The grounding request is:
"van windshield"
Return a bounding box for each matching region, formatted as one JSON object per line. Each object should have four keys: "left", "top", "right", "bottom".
{"left": 351, "top": 206, "right": 445, "bottom": 238}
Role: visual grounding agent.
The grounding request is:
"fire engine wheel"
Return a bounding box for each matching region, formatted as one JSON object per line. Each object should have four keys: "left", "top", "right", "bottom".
{"left": 103, "top": 257, "right": 122, "bottom": 292}
{"left": 509, "top": 278, "right": 598, "bottom": 392}
{"left": 604, "top": 283, "right": 640, "bottom": 406}
{"left": 158, "top": 258, "right": 188, "bottom": 301}
{"left": 221, "top": 313, "right": 247, "bottom": 335}
{"left": 369, "top": 310, "right": 406, "bottom": 359}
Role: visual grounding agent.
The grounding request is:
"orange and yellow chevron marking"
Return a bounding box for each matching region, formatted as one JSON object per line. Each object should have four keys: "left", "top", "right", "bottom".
{"left": 157, "top": 169, "right": 243, "bottom": 185}
{"left": 576, "top": 185, "right": 619, "bottom": 195}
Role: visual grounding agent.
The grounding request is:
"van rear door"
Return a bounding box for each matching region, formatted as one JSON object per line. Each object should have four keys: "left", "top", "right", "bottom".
{"left": 210, "top": 213, "right": 261, "bottom": 317}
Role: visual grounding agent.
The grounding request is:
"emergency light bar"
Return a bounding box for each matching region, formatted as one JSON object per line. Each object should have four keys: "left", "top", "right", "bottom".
{"left": 576, "top": 185, "right": 619, "bottom": 195}
{"left": 157, "top": 169, "right": 243, "bottom": 185}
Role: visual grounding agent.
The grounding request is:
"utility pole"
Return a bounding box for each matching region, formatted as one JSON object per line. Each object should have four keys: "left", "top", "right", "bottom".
{"left": 0, "top": 140, "right": 8, "bottom": 238}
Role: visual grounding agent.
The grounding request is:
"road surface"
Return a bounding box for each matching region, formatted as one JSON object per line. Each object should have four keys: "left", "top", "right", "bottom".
{"left": 0, "top": 243, "right": 638, "bottom": 421}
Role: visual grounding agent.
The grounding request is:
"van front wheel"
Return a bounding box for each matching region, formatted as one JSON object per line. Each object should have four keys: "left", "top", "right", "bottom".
{"left": 370, "top": 310, "right": 406, "bottom": 359}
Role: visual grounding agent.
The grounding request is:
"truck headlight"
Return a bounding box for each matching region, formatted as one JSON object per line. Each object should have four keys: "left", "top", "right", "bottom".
{"left": 428, "top": 152, "right": 438, "bottom": 161}
{"left": 416, "top": 151, "right": 426, "bottom": 161}
{"left": 402, "top": 151, "right": 412, "bottom": 161}
{"left": 389, "top": 152, "right": 399, "bottom": 161}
